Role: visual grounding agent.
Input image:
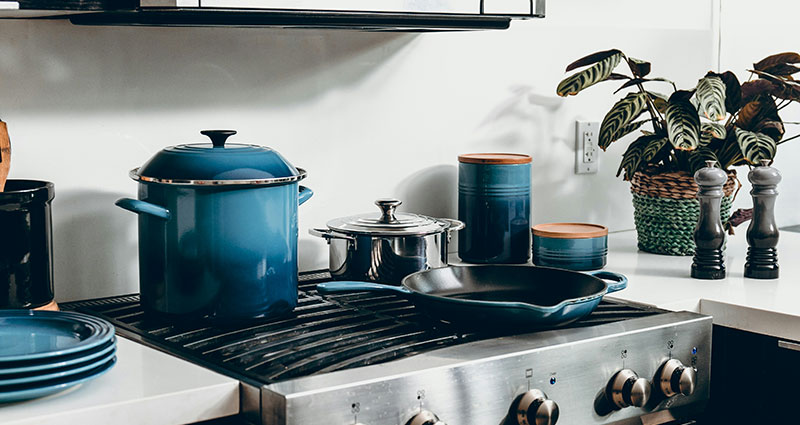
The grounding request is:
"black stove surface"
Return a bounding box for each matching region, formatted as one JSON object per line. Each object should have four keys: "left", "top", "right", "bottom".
{"left": 61, "top": 271, "right": 661, "bottom": 386}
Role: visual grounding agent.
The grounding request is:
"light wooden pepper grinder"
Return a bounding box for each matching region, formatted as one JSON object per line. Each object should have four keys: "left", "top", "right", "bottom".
{"left": 745, "top": 159, "right": 781, "bottom": 279}
{"left": 691, "top": 160, "right": 727, "bottom": 280}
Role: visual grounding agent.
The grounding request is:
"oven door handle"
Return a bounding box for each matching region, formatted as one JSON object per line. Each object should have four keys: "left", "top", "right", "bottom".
{"left": 778, "top": 340, "right": 800, "bottom": 352}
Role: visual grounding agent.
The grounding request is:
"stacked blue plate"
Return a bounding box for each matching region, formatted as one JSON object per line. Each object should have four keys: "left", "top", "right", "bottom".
{"left": 0, "top": 310, "right": 117, "bottom": 403}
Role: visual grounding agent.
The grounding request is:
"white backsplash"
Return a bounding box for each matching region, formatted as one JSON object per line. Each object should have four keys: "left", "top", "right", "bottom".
{"left": 1, "top": 0, "right": 793, "bottom": 302}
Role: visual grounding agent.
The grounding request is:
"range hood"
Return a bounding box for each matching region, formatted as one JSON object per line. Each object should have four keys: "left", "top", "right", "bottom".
{"left": 4, "top": 0, "right": 544, "bottom": 30}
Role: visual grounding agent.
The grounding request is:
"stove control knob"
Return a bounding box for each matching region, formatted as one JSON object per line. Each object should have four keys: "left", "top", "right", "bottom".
{"left": 606, "top": 369, "right": 651, "bottom": 409}
{"left": 658, "top": 359, "right": 696, "bottom": 397}
{"left": 516, "top": 389, "right": 559, "bottom": 425}
{"left": 406, "top": 410, "right": 446, "bottom": 425}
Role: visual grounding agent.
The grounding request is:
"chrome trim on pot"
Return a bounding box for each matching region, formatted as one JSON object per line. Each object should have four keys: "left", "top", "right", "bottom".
{"left": 130, "top": 167, "right": 307, "bottom": 186}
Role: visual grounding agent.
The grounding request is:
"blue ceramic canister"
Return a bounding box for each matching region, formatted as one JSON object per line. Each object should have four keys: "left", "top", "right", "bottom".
{"left": 116, "top": 130, "right": 312, "bottom": 320}
{"left": 458, "top": 153, "right": 532, "bottom": 264}
{"left": 532, "top": 223, "right": 608, "bottom": 271}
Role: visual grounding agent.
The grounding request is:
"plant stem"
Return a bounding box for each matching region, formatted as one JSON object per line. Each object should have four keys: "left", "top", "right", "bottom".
{"left": 624, "top": 55, "right": 663, "bottom": 133}
{"left": 778, "top": 132, "right": 800, "bottom": 145}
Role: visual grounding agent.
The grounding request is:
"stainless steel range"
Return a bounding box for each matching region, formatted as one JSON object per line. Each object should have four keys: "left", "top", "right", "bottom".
{"left": 62, "top": 271, "right": 711, "bottom": 425}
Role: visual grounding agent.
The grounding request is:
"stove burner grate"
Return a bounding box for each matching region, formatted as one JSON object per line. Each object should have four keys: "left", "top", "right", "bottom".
{"left": 61, "top": 271, "right": 660, "bottom": 385}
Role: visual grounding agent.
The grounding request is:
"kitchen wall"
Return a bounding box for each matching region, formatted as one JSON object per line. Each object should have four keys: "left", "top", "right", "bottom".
{"left": 0, "top": 0, "right": 743, "bottom": 301}
{"left": 718, "top": 0, "right": 800, "bottom": 225}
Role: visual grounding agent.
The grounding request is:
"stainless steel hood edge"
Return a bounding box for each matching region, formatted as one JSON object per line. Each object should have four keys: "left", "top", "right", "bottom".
{"left": 64, "top": 0, "right": 545, "bottom": 30}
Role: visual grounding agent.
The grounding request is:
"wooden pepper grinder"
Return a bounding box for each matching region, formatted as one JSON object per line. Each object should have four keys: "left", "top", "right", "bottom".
{"left": 745, "top": 159, "right": 781, "bottom": 279}
{"left": 691, "top": 160, "right": 727, "bottom": 280}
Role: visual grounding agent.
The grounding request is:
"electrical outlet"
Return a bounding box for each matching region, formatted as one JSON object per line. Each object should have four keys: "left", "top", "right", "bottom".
{"left": 575, "top": 121, "right": 599, "bottom": 174}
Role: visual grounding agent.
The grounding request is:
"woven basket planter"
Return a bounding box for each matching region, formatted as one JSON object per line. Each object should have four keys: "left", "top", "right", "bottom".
{"left": 630, "top": 169, "right": 738, "bottom": 256}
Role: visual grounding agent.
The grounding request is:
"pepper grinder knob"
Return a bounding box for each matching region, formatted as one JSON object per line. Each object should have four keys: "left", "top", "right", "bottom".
{"left": 691, "top": 160, "right": 727, "bottom": 280}
{"left": 745, "top": 159, "right": 782, "bottom": 279}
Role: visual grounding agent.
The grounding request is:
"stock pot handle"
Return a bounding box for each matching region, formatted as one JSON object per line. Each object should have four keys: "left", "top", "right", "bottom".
{"left": 298, "top": 186, "right": 313, "bottom": 205}
{"left": 588, "top": 271, "right": 628, "bottom": 293}
{"left": 115, "top": 198, "right": 171, "bottom": 221}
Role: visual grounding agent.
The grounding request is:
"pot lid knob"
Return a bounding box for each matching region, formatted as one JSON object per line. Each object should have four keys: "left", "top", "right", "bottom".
{"left": 200, "top": 130, "right": 237, "bottom": 148}
{"left": 375, "top": 198, "right": 402, "bottom": 223}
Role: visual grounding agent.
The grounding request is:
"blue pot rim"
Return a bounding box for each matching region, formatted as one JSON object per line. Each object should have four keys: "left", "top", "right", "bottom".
{"left": 130, "top": 167, "right": 307, "bottom": 187}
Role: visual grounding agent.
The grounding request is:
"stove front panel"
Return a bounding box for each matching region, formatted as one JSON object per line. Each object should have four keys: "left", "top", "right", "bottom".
{"left": 262, "top": 312, "right": 711, "bottom": 425}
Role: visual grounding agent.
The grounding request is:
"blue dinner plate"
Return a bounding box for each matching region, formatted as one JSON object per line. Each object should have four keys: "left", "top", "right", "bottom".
{"left": 0, "top": 338, "right": 117, "bottom": 376}
{"left": 0, "top": 356, "right": 117, "bottom": 404}
{"left": 0, "top": 343, "right": 116, "bottom": 386}
{"left": 0, "top": 311, "right": 114, "bottom": 363}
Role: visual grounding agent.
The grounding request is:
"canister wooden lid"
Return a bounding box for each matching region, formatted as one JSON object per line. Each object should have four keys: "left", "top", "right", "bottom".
{"left": 33, "top": 300, "right": 59, "bottom": 311}
{"left": 532, "top": 223, "right": 608, "bottom": 239}
{"left": 458, "top": 153, "right": 532, "bottom": 164}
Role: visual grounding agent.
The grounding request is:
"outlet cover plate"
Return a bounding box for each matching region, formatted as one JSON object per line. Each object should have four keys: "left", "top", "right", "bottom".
{"left": 575, "top": 121, "right": 599, "bottom": 174}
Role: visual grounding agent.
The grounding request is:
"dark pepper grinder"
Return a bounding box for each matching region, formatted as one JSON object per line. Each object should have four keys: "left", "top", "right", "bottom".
{"left": 745, "top": 159, "right": 781, "bottom": 279}
{"left": 691, "top": 160, "right": 727, "bottom": 280}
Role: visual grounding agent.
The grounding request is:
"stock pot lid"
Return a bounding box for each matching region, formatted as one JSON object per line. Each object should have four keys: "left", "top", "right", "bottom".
{"left": 132, "top": 130, "right": 305, "bottom": 186}
{"left": 327, "top": 199, "right": 453, "bottom": 236}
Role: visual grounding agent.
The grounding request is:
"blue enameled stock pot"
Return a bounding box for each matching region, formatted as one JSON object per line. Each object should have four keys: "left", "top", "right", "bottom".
{"left": 115, "top": 130, "right": 312, "bottom": 320}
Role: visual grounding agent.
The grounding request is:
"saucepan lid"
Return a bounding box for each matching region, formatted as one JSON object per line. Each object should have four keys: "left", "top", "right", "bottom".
{"left": 326, "top": 199, "right": 459, "bottom": 236}
{"left": 131, "top": 130, "right": 305, "bottom": 186}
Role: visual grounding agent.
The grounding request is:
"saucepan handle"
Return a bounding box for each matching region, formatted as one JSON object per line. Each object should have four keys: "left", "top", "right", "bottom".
{"left": 588, "top": 271, "right": 628, "bottom": 293}
{"left": 316, "top": 281, "right": 413, "bottom": 296}
{"left": 308, "top": 228, "right": 356, "bottom": 242}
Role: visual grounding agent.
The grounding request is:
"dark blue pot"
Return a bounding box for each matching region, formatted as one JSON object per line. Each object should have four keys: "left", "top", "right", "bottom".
{"left": 0, "top": 180, "right": 55, "bottom": 309}
{"left": 458, "top": 154, "right": 531, "bottom": 264}
{"left": 116, "top": 130, "right": 312, "bottom": 320}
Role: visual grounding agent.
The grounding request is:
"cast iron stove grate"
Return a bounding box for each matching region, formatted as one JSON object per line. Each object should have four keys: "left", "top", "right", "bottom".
{"left": 60, "top": 271, "right": 660, "bottom": 385}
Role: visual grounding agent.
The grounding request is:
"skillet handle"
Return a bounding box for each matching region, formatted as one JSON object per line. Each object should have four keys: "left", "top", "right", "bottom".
{"left": 316, "top": 281, "right": 414, "bottom": 296}
{"left": 588, "top": 271, "right": 628, "bottom": 293}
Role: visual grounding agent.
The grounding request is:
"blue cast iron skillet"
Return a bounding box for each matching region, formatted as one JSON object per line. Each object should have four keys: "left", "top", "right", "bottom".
{"left": 316, "top": 265, "right": 627, "bottom": 329}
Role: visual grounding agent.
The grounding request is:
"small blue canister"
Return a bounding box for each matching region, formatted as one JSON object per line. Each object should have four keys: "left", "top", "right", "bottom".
{"left": 458, "top": 153, "right": 532, "bottom": 264}
{"left": 532, "top": 223, "right": 608, "bottom": 271}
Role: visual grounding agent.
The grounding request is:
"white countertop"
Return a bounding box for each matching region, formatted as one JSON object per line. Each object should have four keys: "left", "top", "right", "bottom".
{"left": 0, "top": 336, "right": 240, "bottom": 425}
{"left": 5, "top": 229, "right": 799, "bottom": 425}
{"left": 605, "top": 229, "right": 800, "bottom": 341}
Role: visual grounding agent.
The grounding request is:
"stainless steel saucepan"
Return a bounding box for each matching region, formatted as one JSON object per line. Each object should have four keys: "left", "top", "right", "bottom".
{"left": 310, "top": 199, "right": 464, "bottom": 284}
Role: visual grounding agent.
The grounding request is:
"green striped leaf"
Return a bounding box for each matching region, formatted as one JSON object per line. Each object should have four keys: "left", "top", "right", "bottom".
{"left": 557, "top": 52, "right": 623, "bottom": 97}
{"left": 700, "top": 122, "right": 727, "bottom": 146}
{"left": 617, "top": 135, "right": 653, "bottom": 180}
{"left": 717, "top": 134, "right": 746, "bottom": 169}
{"left": 615, "top": 119, "right": 649, "bottom": 141}
{"left": 627, "top": 57, "right": 651, "bottom": 78}
{"left": 688, "top": 148, "right": 720, "bottom": 174}
{"left": 735, "top": 128, "right": 777, "bottom": 164}
{"left": 666, "top": 95, "right": 701, "bottom": 151}
{"left": 642, "top": 136, "right": 669, "bottom": 163}
{"left": 613, "top": 77, "right": 675, "bottom": 94}
{"left": 598, "top": 92, "right": 648, "bottom": 150}
{"left": 695, "top": 75, "right": 727, "bottom": 121}
{"left": 566, "top": 49, "right": 622, "bottom": 72}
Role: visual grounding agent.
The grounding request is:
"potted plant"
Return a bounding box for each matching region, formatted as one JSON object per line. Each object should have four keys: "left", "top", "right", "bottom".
{"left": 556, "top": 50, "right": 800, "bottom": 255}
